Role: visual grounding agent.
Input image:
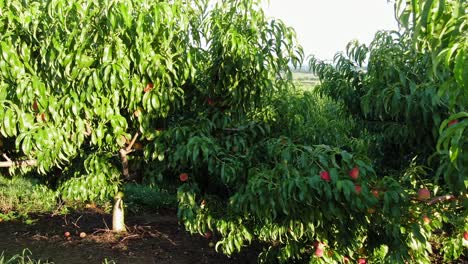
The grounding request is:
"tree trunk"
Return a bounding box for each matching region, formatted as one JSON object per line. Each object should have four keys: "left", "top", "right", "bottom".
{"left": 112, "top": 132, "right": 138, "bottom": 233}
{"left": 112, "top": 194, "right": 126, "bottom": 233}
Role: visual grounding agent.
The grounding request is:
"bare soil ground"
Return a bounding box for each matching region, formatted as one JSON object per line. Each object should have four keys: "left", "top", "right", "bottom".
{"left": 0, "top": 209, "right": 258, "bottom": 264}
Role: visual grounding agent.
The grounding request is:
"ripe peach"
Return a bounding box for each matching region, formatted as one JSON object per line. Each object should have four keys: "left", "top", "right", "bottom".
{"left": 179, "top": 173, "right": 189, "bottom": 182}
{"left": 79, "top": 232, "right": 87, "bottom": 238}
{"left": 320, "top": 171, "right": 330, "bottom": 182}
{"left": 417, "top": 188, "right": 431, "bottom": 201}
{"left": 64, "top": 231, "right": 71, "bottom": 237}
{"left": 354, "top": 185, "right": 362, "bottom": 194}
{"left": 313, "top": 241, "right": 327, "bottom": 257}
{"left": 133, "top": 108, "right": 142, "bottom": 118}
{"left": 314, "top": 247, "right": 324, "bottom": 258}
{"left": 349, "top": 167, "right": 359, "bottom": 180}
{"left": 371, "top": 189, "right": 380, "bottom": 199}
{"left": 448, "top": 119, "right": 458, "bottom": 127}
{"left": 422, "top": 215, "right": 431, "bottom": 225}
{"left": 144, "top": 82, "right": 154, "bottom": 93}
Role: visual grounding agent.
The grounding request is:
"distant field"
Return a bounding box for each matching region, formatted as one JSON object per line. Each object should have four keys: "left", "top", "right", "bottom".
{"left": 292, "top": 71, "right": 319, "bottom": 90}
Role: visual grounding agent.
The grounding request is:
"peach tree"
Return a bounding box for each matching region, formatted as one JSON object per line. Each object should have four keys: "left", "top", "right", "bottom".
{"left": 0, "top": 0, "right": 464, "bottom": 262}
{"left": 399, "top": 0, "right": 467, "bottom": 260}
{"left": 151, "top": 1, "right": 442, "bottom": 263}
{"left": 309, "top": 0, "right": 466, "bottom": 261}
{"left": 0, "top": 0, "right": 201, "bottom": 231}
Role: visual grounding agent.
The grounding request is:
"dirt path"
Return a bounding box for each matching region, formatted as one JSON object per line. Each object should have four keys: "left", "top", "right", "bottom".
{"left": 0, "top": 210, "right": 258, "bottom": 264}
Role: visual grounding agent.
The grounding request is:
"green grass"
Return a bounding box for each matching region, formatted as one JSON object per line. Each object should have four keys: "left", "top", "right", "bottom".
{"left": 0, "top": 249, "right": 52, "bottom": 264}
{"left": 0, "top": 249, "right": 117, "bottom": 264}
{"left": 0, "top": 176, "right": 58, "bottom": 220}
{"left": 124, "top": 183, "right": 177, "bottom": 213}
{"left": 0, "top": 174, "right": 178, "bottom": 219}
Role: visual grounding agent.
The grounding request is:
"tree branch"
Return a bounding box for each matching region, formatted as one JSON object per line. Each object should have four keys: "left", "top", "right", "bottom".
{"left": 0, "top": 159, "right": 37, "bottom": 168}
{"left": 427, "top": 195, "right": 457, "bottom": 205}
{"left": 222, "top": 127, "right": 244, "bottom": 132}
{"left": 2, "top": 153, "right": 12, "bottom": 162}
{"left": 119, "top": 132, "right": 139, "bottom": 179}
{"left": 119, "top": 149, "right": 130, "bottom": 179}
{"left": 84, "top": 121, "right": 92, "bottom": 136}
{"left": 125, "top": 132, "right": 139, "bottom": 152}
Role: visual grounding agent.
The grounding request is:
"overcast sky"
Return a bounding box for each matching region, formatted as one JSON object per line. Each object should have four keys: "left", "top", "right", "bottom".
{"left": 261, "top": 0, "right": 399, "bottom": 61}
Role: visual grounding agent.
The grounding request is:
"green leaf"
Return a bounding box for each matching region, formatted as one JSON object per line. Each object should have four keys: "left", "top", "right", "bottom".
{"left": 2, "top": 108, "right": 15, "bottom": 137}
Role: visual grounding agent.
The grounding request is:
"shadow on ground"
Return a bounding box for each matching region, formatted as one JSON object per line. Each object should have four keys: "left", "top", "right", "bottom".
{"left": 0, "top": 209, "right": 258, "bottom": 264}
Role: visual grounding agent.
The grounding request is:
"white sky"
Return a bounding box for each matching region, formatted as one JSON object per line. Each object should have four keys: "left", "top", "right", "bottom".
{"left": 261, "top": 0, "right": 399, "bottom": 61}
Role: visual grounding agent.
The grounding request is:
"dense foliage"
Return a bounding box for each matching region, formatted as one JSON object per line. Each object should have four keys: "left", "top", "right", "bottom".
{"left": 310, "top": 0, "right": 467, "bottom": 262}
{"left": 0, "top": 0, "right": 205, "bottom": 198}
{"left": 0, "top": 0, "right": 466, "bottom": 263}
